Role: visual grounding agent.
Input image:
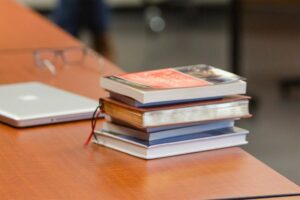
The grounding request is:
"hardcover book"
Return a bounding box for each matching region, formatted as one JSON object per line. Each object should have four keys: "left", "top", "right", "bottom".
{"left": 100, "top": 95, "right": 251, "bottom": 128}
{"left": 102, "top": 120, "right": 235, "bottom": 141}
{"left": 94, "top": 127, "right": 249, "bottom": 159}
{"left": 107, "top": 116, "right": 240, "bottom": 132}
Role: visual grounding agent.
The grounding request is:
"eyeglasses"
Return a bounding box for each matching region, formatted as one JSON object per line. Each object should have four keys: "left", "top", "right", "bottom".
{"left": 33, "top": 47, "right": 104, "bottom": 75}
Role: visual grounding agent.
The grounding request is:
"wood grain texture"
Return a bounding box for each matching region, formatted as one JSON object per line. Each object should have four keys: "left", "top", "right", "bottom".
{"left": 0, "top": 0, "right": 299, "bottom": 199}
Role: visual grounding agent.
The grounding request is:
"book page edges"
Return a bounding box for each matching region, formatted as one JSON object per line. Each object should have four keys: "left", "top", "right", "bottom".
{"left": 142, "top": 101, "right": 250, "bottom": 127}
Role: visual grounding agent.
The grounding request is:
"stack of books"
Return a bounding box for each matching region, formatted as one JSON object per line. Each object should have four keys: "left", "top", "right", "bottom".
{"left": 94, "top": 64, "right": 251, "bottom": 159}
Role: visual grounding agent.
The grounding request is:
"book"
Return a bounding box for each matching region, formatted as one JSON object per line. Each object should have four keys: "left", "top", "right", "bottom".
{"left": 100, "top": 64, "right": 246, "bottom": 104}
{"left": 102, "top": 120, "right": 234, "bottom": 141}
{"left": 94, "top": 127, "right": 249, "bottom": 159}
{"left": 107, "top": 116, "right": 244, "bottom": 132}
{"left": 100, "top": 95, "right": 251, "bottom": 128}
{"left": 108, "top": 91, "right": 221, "bottom": 107}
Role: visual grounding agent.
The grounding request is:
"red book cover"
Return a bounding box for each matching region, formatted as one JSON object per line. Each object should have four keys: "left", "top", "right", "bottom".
{"left": 116, "top": 68, "right": 211, "bottom": 89}
{"left": 109, "top": 64, "right": 245, "bottom": 90}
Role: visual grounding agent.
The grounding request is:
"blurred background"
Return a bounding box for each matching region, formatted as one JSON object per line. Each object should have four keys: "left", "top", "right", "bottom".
{"left": 16, "top": 0, "right": 300, "bottom": 184}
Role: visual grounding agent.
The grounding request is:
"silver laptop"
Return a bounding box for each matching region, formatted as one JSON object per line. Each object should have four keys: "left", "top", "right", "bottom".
{"left": 0, "top": 82, "right": 99, "bottom": 127}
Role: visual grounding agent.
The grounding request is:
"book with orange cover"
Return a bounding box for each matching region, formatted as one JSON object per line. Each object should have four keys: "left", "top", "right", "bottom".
{"left": 100, "top": 64, "right": 246, "bottom": 104}
{"left": 100, "top": 95, "right": 251, "bottom": 128}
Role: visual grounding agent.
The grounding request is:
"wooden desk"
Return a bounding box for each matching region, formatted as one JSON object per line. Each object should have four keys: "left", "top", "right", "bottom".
{"left": 0, "top": 1, "right": 299, "bottom": 199}
{"left": 0, "top": 0, "right": 81, "bottom": 51}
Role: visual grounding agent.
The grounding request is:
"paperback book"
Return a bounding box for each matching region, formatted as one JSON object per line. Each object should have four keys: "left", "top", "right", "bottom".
{"left": 101, "top": 64, "right": 246, "bottom": 104}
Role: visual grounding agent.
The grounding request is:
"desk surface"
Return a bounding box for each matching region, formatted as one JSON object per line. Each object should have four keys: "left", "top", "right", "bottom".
{"left": 0, "top": 1, "right": 299, "bottom": 199}
{"left": 0, "top": 0, "right": 81, "bottom": 51}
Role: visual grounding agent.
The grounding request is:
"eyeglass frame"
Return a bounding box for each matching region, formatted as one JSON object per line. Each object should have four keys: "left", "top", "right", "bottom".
{"left": 33, "top": 46, "right": 103, "bottom": 75}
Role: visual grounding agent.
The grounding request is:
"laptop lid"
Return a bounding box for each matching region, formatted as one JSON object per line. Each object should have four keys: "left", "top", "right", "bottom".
{"left": 0, "top": 82, "right": 99, "bottom": 127}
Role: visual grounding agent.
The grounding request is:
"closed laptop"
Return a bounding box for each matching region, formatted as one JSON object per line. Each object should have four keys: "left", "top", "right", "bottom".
{"left": 0, "top": 82, "right": 99, "bottom": 127}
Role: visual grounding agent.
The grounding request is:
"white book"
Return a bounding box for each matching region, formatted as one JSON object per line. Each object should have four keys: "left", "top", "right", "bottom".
{"left": 100, "top": 64, "right": 246, "bottom": 104}
{"left": 93, "top": 127, "right": 249, "bottom": 159}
